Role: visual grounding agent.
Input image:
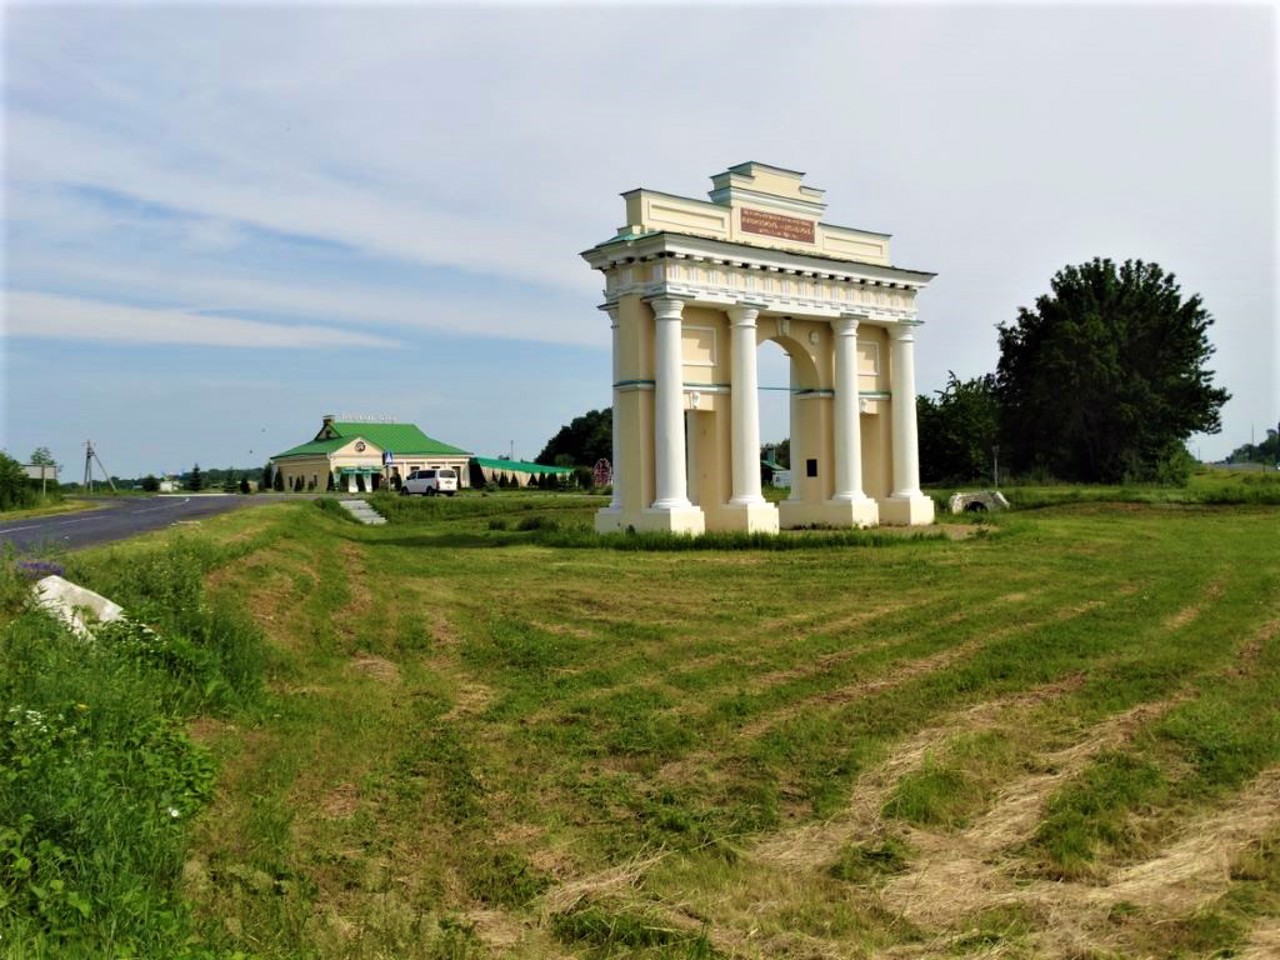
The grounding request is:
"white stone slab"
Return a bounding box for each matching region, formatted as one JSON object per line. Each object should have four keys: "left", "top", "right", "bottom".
{"left": 33, "top": 575, "right": 125, "bottom": 639}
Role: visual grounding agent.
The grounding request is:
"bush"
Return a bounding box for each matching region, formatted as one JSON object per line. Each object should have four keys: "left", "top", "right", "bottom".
{"left": 0, "top": 452, "right": 35, "bottom": 512}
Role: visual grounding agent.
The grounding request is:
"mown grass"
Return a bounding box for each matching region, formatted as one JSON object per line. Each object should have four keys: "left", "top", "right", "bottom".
{"left": 2, "top": 488, "right": 1276, "bottom": 958}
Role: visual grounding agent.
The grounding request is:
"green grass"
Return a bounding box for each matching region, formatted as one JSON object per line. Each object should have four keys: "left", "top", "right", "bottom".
{"left": 961, "top": 465, "right": 1280, "bottom": 509}
{"left": 0, "top": 538, "right": 267, "bottom": 958}
{"left": 2, "top": 489, "right": 1277, "bottom": 958}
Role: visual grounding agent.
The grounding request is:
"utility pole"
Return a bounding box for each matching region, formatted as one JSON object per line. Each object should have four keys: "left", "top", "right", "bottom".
{"left": 83, "top": 441, "right": 118, "bottom": 493}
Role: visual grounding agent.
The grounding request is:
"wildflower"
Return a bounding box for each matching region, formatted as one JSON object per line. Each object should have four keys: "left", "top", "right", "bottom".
{"left": 168, "top": 807, "right": 181, "bottom": 819}
{"left": 15, "top": 560, "right": 66, "bottom": 581}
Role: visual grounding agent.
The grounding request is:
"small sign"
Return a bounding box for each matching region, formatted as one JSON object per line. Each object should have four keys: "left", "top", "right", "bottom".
{"left": 741, "top": 208, "right": 815, "bottom": 243}
{"left": 383, "top": 451, "right": 394, "bottom": 465}
{"left": 593, "top": 458, "right": 612, "bottom": 487}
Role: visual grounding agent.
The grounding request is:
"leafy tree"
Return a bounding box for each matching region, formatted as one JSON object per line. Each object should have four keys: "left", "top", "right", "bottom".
{"left": 0, "top": 451, "right": 34, "bottom": 511}
{"left": 536, "top": 408, "right": 612, "bottom": 468}
{"left": 141, "top": 475, "right": 161, "bottom": 493}
{"left": 188, "top": 464, "right": 204, "bottom": 492}
{"left": 29, "top": 447, "right": 56, "bottom": 466}
{"left": 996, "top": 258, "right": 1229, "bottom": 483}
{"left": 917, "top": 372, "right": 1001, "bottom": 484}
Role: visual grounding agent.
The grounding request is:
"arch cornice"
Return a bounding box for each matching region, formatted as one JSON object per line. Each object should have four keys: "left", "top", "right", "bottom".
{"left": 585, "top": 231, "right": 932, "bottom": 326}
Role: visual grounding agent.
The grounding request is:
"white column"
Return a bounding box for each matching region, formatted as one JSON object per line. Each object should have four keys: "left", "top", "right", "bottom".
{"left": 787, "top": 356, "right": 801, "bottom": 501}
{"left": 604, "top": 304, "right": 622, "bottom": 510}
{"left": 831, "top": 315, "right": 868, "bottom": 502}
{"left": 650, "top": 296, "right": 691, "bottom": 509}
{"left": 728, "top": 305, "right": 765, "bottom": 506}
{"left": 890, "top": 324, "right": 923, "bottom": 497}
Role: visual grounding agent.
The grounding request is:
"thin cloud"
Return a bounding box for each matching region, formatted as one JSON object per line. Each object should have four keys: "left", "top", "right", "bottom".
{"left": 4, "top": 291, "right": 400, "bottom": 349}
{"left": 5, "top": 255, "right": 607, "bottom": 349}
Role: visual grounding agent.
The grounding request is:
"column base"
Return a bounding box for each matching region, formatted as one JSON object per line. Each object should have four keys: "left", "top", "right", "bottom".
{"left": 878, "top": 494, "right": 936, "bottom": 526}
{"left": 779, "top": 498, "right": 879, "bottom": 529}
{"left": 596, "top": 505, "right": 706, "bottom": 535}
{"left": 717, "top": 501, "right": 780, "bottom": 534}
{"left": 594, "top": 507, "right": 625, "bottom": 534}
{"left": 638, "top": 505, "right": 706, "bottom": 535}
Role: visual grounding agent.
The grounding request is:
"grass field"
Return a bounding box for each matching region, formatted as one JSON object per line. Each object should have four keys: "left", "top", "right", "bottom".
{"left": 3, "top": 484, "right": 1278, "bottom": 958}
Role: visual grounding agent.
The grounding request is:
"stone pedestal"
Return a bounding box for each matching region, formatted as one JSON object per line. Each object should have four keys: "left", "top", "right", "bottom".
{"left": 719, "top": 501, "right": 780, "bottom": 534}
{"left": 594, "top": 507, "right": 625, "bottom": 534}
{"left": 637, "top": 505, "right": 706, "bottom": 535}
{"left": 878, "top": 494, "right": 935, "bottom": 526}
{"left": 779, "top": 498, "right": 879, "bottom": 529}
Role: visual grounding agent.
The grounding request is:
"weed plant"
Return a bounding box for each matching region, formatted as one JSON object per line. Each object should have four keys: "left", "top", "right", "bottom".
{"left": 0, "top": 538, "right": 266, "bottom": 957}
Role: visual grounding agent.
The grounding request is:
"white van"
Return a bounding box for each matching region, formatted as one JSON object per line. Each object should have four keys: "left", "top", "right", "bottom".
{"left": 401, "top": 467, "right": 458, "bottom": 496}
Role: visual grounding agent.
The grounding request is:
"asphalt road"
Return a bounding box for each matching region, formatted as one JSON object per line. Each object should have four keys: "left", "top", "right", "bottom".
{"left": 0, "top": 495, "right": 300, "bottom": 554}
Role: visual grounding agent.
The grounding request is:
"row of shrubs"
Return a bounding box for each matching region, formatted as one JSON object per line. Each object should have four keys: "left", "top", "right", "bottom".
{"left": 0, "top": 542, "right": 264, "bottom": 958}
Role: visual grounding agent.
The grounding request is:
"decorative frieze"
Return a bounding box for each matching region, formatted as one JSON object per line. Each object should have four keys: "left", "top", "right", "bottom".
{"left": 589, "top": 235, "right": 925, "bottom": 325}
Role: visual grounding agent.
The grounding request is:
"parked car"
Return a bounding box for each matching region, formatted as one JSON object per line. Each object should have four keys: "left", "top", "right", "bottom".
{"left": 401, "top": 467, "right": 458, "bottom": 496}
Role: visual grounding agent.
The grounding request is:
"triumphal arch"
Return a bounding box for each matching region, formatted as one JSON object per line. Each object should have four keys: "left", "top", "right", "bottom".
{"left": 583, "top": 162, "right": 936, "bottom": 535}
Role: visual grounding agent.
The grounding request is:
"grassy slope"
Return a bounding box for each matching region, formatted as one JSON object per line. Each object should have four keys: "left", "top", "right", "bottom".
{"left": 101, "top": 493, "right": 1280, "bottom": 957}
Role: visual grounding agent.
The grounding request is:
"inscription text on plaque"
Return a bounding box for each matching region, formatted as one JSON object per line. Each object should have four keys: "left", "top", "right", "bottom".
{"left": 741, "top": 208, "right": 816, "bottom": 243}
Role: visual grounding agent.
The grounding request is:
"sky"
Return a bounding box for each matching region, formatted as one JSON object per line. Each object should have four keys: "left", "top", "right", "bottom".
{"left": 3, "top": 0, "right": 1276, "bottom": 480}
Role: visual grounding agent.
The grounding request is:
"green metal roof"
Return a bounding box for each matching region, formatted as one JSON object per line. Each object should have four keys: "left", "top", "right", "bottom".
{"left": 273, "top": 421, "right": 471, "bottom": 460}
{"left": 473, "top": 456, "right": 574, "bottom": 475}
{"left": 322, "top": 422, "right": 471, "bottom": 456}
{"left": 271, "top": 437, "right": 351, "bottom": 459}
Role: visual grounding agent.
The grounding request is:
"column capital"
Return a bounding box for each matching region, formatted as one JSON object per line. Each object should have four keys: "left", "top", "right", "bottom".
{"left": 727, "top": 304, "right": 762, "bottom": 327}
{"left": 888, "top": 322, "right": 917, "bottom": 342}
{"left": 597, "top": 301, "right": 620, "bottom": 324}
{"left": 832, "top": 313, "right": 866, "bottom": 336}
{"left": 645, "top": 293, "right": 692, "bottom": 321}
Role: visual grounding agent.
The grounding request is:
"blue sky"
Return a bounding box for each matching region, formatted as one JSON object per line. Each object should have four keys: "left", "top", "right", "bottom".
{"left": 3, "top": 1, "right": 1276, "bottom": 478}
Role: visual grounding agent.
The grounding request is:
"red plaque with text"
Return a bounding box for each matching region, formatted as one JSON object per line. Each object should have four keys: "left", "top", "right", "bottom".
{"left": 741, "top": 208, "right": 816, "bottom": 243}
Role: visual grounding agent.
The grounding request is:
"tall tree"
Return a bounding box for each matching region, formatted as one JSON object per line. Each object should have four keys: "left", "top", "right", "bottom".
{"left": 917, "top": 372, "right": 1000, "bottom": 484}
{"left": 188, "top": 463, "right": 204, "bottom": 492}
{"left": 536, "top": 408, "right": 612, "bottom": 468}
{"left": 29, "top": 447, "right": 56, "bottom": 466}
{"left": 996, "top": 258, "right": 1229, "bottom": 483}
